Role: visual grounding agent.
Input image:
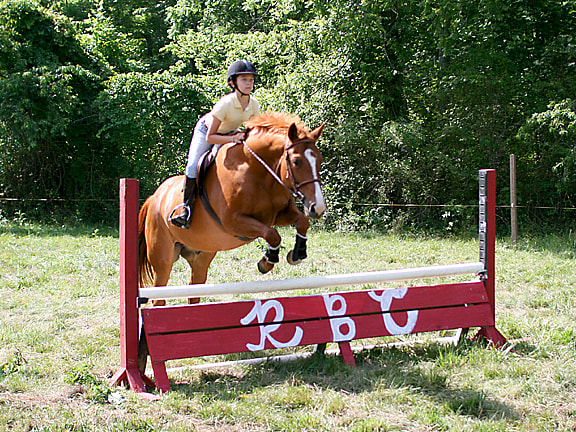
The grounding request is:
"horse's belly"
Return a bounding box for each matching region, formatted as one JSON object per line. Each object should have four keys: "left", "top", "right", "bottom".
{"left": 186, "top": 232, "right": 249, "bottom": 252}
{"left": 180, "top": 210, "right": 251, "bottom": 252}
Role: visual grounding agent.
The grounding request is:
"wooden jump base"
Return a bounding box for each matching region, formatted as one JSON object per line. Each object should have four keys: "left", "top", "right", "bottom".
{"left": 110, "top": 169, "right": 506, "bottom": 395}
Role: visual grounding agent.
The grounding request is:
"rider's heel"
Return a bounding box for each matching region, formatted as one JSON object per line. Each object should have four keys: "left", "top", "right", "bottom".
{"left": 168, "top": 177, "right": 197, "bottom": 229}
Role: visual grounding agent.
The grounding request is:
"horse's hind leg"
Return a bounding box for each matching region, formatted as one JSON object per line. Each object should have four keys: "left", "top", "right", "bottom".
{"left": 181, "top": 249, "right": 217, "bottom": 304}
{"left": 147, "top": 237, "right": 178, "bottom": 306}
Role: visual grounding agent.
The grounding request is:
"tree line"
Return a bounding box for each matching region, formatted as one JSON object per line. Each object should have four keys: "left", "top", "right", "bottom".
{"left": 1, "top": 0, "right": 575, "bottom": 231}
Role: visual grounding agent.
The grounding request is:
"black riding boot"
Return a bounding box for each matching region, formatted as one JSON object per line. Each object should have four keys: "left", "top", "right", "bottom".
{"left": 169, "top": 176, "right": 197, "bottom": 229}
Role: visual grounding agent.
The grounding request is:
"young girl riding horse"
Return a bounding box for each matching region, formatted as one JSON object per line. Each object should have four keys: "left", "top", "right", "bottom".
{"left": 170, "top": 60, "right": 261, "bottom": 228}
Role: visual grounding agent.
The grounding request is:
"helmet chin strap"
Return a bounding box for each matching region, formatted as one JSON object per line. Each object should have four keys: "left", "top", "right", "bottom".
{"left": 232, "top": 84, "right": 251, "bottom": 98}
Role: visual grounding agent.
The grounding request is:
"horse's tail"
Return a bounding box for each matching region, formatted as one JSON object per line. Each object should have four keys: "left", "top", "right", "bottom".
{"left": 138, "top": 198, "right": 154, "bottom": 288}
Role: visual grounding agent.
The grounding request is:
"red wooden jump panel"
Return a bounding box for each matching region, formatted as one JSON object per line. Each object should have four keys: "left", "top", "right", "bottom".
{"left": 146, "top": 303, "right": 493, "bottom": 362}
{"left": 141, "top": 281, "right": 487, "bottom": 334}
{"left": 143, "top": 289, "right": 493, "bottom": 363}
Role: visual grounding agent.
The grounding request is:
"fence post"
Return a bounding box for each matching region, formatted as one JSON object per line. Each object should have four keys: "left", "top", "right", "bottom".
{"left": 109, "top": 179, "right": 153, "bottom": 395}
{"left": 510, "top": 154, "right": 518, "bottom": 245}
{"left": 475, "top": 169, "right": 506, "bottom": 346}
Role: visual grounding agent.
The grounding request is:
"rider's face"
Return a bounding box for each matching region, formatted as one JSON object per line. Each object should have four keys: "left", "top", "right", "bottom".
{"left": 235, "top": 74, "right": 255, "bottom": 94}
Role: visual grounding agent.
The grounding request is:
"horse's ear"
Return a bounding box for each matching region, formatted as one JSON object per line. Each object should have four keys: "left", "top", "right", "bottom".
{"left": 288, "top": 123, "right": 299, "bottom": 143}
{"left": 310, "top": 123, "right": 326, "bottom": 141}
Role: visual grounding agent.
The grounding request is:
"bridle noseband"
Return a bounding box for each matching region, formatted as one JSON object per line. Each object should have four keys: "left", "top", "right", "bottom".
{"left": 243, "top": 138, "right": 321, "bottom": 201}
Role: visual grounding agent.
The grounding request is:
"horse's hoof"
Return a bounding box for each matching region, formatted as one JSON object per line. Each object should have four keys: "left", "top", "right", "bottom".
{"left": 286, "top": 250, "right": 304, "bottom": 266}
{"left": 257, "top": 258, "right": 274, "bottom": 274}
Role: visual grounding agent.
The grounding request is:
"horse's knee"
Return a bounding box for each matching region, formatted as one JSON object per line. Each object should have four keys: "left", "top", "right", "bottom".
{"left": 261, "top": 227, "right": 281, "bottom": 248}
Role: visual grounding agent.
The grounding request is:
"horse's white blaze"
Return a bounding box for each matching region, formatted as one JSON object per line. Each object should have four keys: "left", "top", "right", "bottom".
{"left": 304, "top": 149, "right": 326, "bottom": 215}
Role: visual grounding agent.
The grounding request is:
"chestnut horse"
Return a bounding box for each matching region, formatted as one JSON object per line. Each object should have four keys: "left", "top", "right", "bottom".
{"left": 137, "top": 112, "right": 326, "bottom": 304}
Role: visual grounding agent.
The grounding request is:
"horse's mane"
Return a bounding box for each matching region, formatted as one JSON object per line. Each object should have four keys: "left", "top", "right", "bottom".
{"left": 245, "top": 111, "right": 308, "bottom": 136}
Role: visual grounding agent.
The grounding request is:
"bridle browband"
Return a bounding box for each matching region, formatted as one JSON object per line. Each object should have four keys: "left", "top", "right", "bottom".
{"left": 242, "top": 137, "right": 321, "bottom": 201}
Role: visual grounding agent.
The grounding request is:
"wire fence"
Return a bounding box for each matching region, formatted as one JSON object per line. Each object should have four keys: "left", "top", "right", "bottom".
{"left": 1, "top": 197, "right": 576, "bottom": 211}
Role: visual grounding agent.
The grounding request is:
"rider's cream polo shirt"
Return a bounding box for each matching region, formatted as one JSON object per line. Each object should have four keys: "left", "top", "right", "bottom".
{"left": 210, "top": 93, "right": 260, "bottom": 134}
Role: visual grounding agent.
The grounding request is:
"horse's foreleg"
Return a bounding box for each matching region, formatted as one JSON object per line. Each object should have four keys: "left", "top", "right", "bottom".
{"left": 226, "top": 214, "right": 282, "bottom": 274}
{"left": 256, "top": 226, "right": 283, "bottom": 274}
{"left": 258, "top": 242, "right": 280, "bottom": 274}
{"left": 287, "top": 233, "right": 307, "bottom": 265}
{"left": 275, "top": 206, "right": 310, "bottom": 266}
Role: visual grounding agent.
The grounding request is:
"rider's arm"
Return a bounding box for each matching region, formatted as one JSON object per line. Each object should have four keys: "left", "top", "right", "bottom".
{"left": 205, "top": 114, "right": 245, "bottom": 145}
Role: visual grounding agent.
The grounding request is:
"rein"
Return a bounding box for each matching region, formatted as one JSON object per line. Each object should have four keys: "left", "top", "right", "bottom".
{"left": 242, "top": 139, "right": 320, "bottom": 201}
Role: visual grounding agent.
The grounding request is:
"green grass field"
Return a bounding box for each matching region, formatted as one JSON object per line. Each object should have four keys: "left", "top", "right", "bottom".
{"left": 1, "top": 221, "right": 575, "bottom": 431}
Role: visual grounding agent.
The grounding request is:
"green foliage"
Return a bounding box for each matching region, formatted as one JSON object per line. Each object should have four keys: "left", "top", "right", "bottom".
{"left": 96, "top": 70, "right": 209, "bottom": 195}
{"left": 0, "top": 0, "right": 88, "bottom": 70}
{"left": 405, "top": 0, "right": 576, "bottom": 215}
{"left": 0, "top": 1, "right": 105, "bottom": 204}
{"left": 78, "top": 11, "right": 149, "bottom": 73}
{"left": 515, "top": 99, "right": 576, "bottom": 208}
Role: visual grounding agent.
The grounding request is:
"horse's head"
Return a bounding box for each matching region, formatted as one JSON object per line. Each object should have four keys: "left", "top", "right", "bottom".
{"left": 285, "top": 122, "right": 326, "bottom": 219}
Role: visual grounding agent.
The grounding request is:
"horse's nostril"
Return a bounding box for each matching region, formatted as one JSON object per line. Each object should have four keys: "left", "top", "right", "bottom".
{"left": 312, "top": 202, "right": 325, "bottom": 217}
{"left": 307, "top": 203, "right": 324, "bottom": 219}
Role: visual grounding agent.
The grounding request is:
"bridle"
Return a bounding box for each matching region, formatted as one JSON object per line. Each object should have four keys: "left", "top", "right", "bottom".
{"left": 242, "top": 138, "right": 321, "bottom": 201}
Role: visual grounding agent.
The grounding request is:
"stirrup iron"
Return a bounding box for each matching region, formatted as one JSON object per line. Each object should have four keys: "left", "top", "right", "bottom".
{"left": 169, "top": 203, "right": 191, "bottom": 228}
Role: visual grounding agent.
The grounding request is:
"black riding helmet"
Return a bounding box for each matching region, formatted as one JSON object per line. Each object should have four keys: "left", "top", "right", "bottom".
{"left": 227, "top": 60, "right": 258, "bottom": 91}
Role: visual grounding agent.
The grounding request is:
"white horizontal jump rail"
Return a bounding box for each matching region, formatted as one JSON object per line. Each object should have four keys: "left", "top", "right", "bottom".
{"left": 138, "top": 262, "right": 484, "bottom": 300}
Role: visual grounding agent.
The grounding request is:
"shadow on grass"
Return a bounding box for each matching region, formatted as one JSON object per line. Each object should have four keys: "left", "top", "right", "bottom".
{"left": 169, "top": 341, "right": 520, "bottom": 422}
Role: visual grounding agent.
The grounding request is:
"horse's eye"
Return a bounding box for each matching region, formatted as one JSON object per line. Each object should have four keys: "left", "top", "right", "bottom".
{"left": 293, "top": 158, "right": 302, "bottom": 167}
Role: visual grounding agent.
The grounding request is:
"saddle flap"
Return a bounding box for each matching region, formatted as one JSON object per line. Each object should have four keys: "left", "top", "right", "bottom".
{"left": 196, "top": 145, "right": 224, "bottom": 227}
{"left": 196, "top": 144, "right": 220, "bottom": 190}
